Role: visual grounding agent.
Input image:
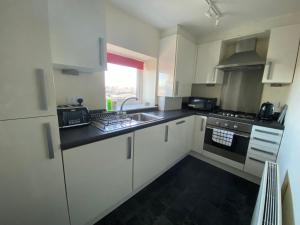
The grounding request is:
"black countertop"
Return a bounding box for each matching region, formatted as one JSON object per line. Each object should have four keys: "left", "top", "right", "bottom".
{"left": 60, "top": 109, "right": 284, "bottom": 151}
{"left": 60, "top": 110, "right": 195, "bottom": 150}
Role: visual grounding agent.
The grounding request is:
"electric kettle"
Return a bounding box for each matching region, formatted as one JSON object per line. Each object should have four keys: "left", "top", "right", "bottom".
{"left": 258, "top": 102, "right": 275, "bottom": 121}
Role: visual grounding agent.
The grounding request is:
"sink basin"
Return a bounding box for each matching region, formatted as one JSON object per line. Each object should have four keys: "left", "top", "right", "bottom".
{"left": 129, "top": 113, "right": 163, "bottom": 122}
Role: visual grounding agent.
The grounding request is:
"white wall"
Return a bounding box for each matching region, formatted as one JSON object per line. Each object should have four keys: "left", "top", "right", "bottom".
{"left": 277, "top": 53, "right": 300, "bottom": 224}
{"left": 54, "top": 70, "right": 106, "bottom": 109}
{"left": 105, "top": 1, "right": 160, "bottom": 58}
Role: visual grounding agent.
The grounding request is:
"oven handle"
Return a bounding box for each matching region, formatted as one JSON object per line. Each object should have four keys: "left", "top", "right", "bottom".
{"left": 206, "top": 126, "right": 250, "bottom": 139}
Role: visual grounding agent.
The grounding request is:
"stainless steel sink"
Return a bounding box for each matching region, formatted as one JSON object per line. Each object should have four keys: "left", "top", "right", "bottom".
{"left": 129, "top": 113, "right": 163, "bottom": 122}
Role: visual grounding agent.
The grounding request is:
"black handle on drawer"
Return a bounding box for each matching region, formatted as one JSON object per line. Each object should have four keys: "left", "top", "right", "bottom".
{"left": 127, "top": 137, "right": 132, "bottom": 159}
{"left": 249, "top": 157, "right": 265, "bottom": 164}
{"left": 253, "top": 137, "right": 278, "bottom": 145}
{"left": 254, "top": 129, "right": 280, "bottom": 136}
{"left": 251, "top": 147, "right": 275, "bottom": 156}
{"left": 176, "top": 120, "right": 186, "bottom": 125}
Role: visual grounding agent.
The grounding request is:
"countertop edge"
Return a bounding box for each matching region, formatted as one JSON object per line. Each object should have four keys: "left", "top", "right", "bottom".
{"left": 60, "top": 110, "right": 284, "bottom": 151}
{"left": 60, "top": 112, "right": 194, "bottom": 151}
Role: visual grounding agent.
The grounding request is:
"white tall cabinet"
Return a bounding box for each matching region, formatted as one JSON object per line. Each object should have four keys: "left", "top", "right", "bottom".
{"left": 262, "top": 24, "right": 300, "bottom": 84}
{"left": 194, "top": 41, "right": 224, "bottom": 84}
{"left": 0, "top": 117, "right": 69, "bottom": 225}
{"left": 158, "top": 34, "right": 197, "bottom": 97}
{"left": 63, "top": 133, "right": 134, "bottom": 225}
{"left": 0, "top": 0, "right": 56, "bottom": 120}
{"left": 0, "top": 1, "right": 70, "bottom": 224}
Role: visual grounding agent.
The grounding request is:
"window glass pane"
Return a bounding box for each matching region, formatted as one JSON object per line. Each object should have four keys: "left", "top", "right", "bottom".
{"left": 105, "top": 63, "right": 138, "bottom": 102}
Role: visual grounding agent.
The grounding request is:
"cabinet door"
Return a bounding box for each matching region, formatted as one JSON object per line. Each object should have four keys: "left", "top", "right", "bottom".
{"left": 193, "top": 116, "right": 207, "bottom": 153}
{"left": 63, "top": 133, "right": 133, "bottom": 225}
{"left": 0, "top": 0, "right": 56, "bottom": 120}
{"left": 158, "top": 35, "right": 177, "bottom": 96}
{"left": 195, "top": 41, "right": 223, "bottom": 84}
{"left": 0, "top": 116, "right": 69, "bottom": 225}
{"left": 134, "top": 124, "right": 168, "bottom": 190}
{"left": 167, "top": 118, "right": 189, "bottom": 165}
{"left": 262, "top": 24, "right": 300, "bottom": 84}
{"left": 186, "top": 116, "right": 195, "bottom": 151}
{"left": 175, "top": 35, "right": 197, "bottom": 97}
{"left": 48, "top": 0, "right": 107, "bottom": 71}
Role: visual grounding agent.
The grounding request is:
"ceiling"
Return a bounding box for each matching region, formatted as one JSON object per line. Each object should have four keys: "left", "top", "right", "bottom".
{"left": 108, "top": 0, "right": 300, "bottom": 38}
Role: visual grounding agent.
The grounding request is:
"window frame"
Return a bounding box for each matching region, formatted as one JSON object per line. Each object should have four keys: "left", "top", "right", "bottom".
{"left": 104, "top": 63, "right": 143, "bottom": 106}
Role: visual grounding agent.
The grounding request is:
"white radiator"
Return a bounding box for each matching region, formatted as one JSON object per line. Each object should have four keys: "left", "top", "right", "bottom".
{"left": 251, "top": 161, "right": 282, "bottom": 225}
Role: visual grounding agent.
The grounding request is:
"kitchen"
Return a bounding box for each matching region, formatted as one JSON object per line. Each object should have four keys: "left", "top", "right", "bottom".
{"left": 0, "top": 1, "right": 299, "bottom": 225}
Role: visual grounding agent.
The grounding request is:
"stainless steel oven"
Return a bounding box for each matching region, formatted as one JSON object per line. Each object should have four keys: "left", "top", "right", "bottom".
{"left": 203, "top": 117, "right": 252, "bottom": 164}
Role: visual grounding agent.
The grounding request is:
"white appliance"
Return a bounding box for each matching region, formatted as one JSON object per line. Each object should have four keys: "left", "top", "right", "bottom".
{"left": 251, "top": 161, "right": 282, "bottom": 225}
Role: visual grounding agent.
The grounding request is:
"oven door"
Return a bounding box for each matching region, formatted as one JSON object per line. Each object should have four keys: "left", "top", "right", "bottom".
{"left": 203, "top": 125, "right": 250, "bottom": 164}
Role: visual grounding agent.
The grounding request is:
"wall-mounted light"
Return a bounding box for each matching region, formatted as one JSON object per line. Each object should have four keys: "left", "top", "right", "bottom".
{"left": 203, "top": 0, "right": 222, "bottom": 26}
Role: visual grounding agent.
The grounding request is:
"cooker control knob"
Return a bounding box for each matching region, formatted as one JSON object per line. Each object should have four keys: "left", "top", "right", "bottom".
{"left": 216, "top": 121, "right": 220, "bottom": 125}
{"left": 224, "top": 123, "right": 229, "bottom": 127}
{"left": 233, "top": 124, "right": 238, "bottom": 129}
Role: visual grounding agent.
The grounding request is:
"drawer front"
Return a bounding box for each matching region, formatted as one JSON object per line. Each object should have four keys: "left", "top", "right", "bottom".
{"left": 244, "top": 152, "right": 276, "bottom": 177}
{"left": 248, "top": 143, "right": 279, "bottom": 157}
{"left": 252, "top": 126, "right": 283, "bottom": 142}
{"left": 251, "top": 136, "right": 280, "bottom": 150}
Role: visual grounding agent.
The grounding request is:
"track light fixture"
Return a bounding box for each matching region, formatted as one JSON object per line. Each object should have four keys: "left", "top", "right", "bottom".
{"left": 203, "top": 0, "right": 222, "bottom": 26}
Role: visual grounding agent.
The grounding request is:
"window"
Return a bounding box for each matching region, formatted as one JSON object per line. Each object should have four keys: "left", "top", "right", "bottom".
{"left": 105, "top": 53, "right": 144, "bottom": 104}
{"left": 105, "top": 63, "right": 140, "bottom": 102}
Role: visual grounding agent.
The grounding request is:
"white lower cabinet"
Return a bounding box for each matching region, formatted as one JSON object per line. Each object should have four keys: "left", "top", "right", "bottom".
{"left": 193, "top": 116, "right": 207, "bottom": 153}
{"left": 0, "top": 116, "right": 69, "bottom": 225}
{"left": 133, "top": 123, "right": 169, "bottom": 190}
{"left": 167, "top": 118, "right": 190, "bottom": 164}
{"left": 186, "top": 116, "right": 195, "bottom": 151}
{"left": 134, "top": 116, "right": 193, "bottom": 190}
{"left": 63, "top": 133, "right": 134, "bottom": 225}
{"left": 63, "top": 117, "right": 195, "bottom": 225}
{"left": 244, "top": 126, "right": 283, "bottom": 177}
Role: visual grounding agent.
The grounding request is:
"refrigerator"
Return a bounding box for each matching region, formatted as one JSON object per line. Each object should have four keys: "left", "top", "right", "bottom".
{"left": 0, "top": 0, "right": 69, "bottom": 224}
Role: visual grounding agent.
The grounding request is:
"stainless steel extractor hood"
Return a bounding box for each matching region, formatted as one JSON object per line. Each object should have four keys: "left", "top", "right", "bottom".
{"left": 216, "top": 38, "right": 266, "bottom": 71}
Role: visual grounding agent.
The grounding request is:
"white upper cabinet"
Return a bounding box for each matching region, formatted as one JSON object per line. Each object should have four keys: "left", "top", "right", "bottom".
{"left": 158, "top": 34, "right": 197, "bottom": 97}
{"left": 48, "top": 0, "right": 107, "bottom": 73}
{"left": 262, "top": 24, "right": 300, "bottom": 84}
{"left": 194, "top": 40, "right": 224, "bottom": 84}
{"left": 0, "top": 0, "right": 56, "bottom": 120}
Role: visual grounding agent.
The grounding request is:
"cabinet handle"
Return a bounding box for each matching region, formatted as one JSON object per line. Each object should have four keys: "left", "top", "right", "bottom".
{"left": 36, "top": 69, "right": 49, "bottom": 111}
{"left": 164, "top": 125, "right": 169, "bottom": 142}
{"left": 176, "top": 120, "right": 186, "bottom": 125}
{"left": 99, "top": 37, "right": 107, "bottom": 68}
{"left": 255, "top": 129, "right": 280, "bottom": 136}
{"left": 251, "top": 147, "right": 275, "bottom": 156}
{"left": 127, "top": 137, "right": 132, "bottom": 159}
{"left": 175, "top": 81, "right": 179, "bottom": 96}
{"left": 253, "top": 137, "right": 278, "bottom": 145}
{"left": 200, "top": 118, "right": 204, "bottom": 132}
{"left": 265, "top": 62, "right": 272, "bottom": 80}
{"left": 249, "top": 157, "right": 265, "bottom": 164}
{"left": 44, "top": 123, "right": 54, "bottom": 159}
{"left": 213, "top": 68, "right": 217, "bottom": 83}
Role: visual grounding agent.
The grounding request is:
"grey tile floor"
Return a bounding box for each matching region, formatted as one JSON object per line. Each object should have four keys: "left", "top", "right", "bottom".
{"left": 95, "top": 155, "right": 258, "bottom": 225}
